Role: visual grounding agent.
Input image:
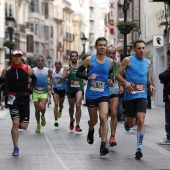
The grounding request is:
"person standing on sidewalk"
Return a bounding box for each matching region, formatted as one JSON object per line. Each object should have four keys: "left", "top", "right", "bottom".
{"left": 63, "top": 51, "right": 84, "bottom": 132}
{"left": 159, "top": 49, "right": 170, "bottom": 145}
{"left": 0, "top": 49, "right": 37, "bottom": 156}
{"left": 52, "top": 60, "right": 67, "bottom": 128}
{"left": 116, "top": 40, "right": 156, "bottom": 159}
{"left": 33, "top": 55, "right": 53, "bottom": 133}
{"left": 76, "top": 37, "right": 114, "bottom": 156}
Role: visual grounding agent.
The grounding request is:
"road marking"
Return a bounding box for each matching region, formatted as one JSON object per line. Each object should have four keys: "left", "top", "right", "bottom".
{"left": 44, "top": 131, "right": 70, "bottom": 170}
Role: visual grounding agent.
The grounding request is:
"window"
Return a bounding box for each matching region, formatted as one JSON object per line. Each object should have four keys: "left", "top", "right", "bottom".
{"left": 29, "top": 23, "right": 34, "bottom": 32}
{"left": 44, "top": 26, "right": 49, "bottom": 41}
{"left": 27, "top": 35, "right": 34, "bottom": 52}
{"left": 29, "top": 0, "right": 39, "bottom": 13}
{"left": 51, "top": 26, "right": 53, "bottom": 39}
{"left": 44, "top": 2, "right": 49, "bottom": 19}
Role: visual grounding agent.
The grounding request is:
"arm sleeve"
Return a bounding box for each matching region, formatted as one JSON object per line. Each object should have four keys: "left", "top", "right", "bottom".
{"left": 29, "top": 73, "right": 37, "bottom": 88}
{"left": 76, "top": 65, "right": 89, "bottom": 80}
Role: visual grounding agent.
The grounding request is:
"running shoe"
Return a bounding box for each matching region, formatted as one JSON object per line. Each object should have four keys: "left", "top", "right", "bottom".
{"left": 109, "top": 136, "right": 117, "bottom": 147}
{"left": 87, "top": 128, "right": 94, "bottom": 144}
{"left": 41, "top": 115, "right": 46, "bottom": 127}
{"left": 100, "top": 146, "right": 109, "bottom": 156}
{"left": 124, "top": 121, "right": 130, "bottom": 132}
{"left": 69, "top": 118, "right": 75, "bottom": 130}
{"left": 12, "top": 147, "right": 19, "bottom": 156}
{"left": 54, "top": 120, "right": 59, "bottom": 127}
{"left": 159, "top": 138, "right": 170, "bottom": 145}
{"left": 58, "top": 111, "right": 62, "bottom": 118}
{"left": 36, "top": 124, "right": 41, "bottom": 133}
{"left": 75, "top": 125, "right": 82, "bottom": 132}
{"left": 135, "top": 148, "right": 143, "bottom": 159}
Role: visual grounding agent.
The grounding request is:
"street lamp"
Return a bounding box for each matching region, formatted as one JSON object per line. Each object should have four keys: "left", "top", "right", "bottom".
{"left": 81, "top": 34, "right": 88, "bottom": 55}
{"left": 6, "top": 7, "right": 15, "bottom": 64}
{"left": 123, "top": 0, "right": 131, "bottom": 59}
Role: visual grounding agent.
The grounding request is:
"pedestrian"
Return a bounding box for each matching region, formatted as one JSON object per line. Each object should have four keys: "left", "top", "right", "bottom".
{"left": 33, "top": 55, "right": 53, "bottom": 133}
{"left": 76, "top": 37, "right": 114, "bottom": 156}
{"left": 52, "top": 60, "right": 67, "bottom": 128}
{"left": 159, "top": 49, "right": 170, "bottom": 145}
{"left": 115, "top": 39, "right": 156, "bottom": 159}
{"left": 63, "top": 51, "right": 84, "bottom": 132}
{"left": 0, "top": 49, "right": 37, "bottom": 156}
{"left": 106, "top": 45, "right": 124, "bottom": 146}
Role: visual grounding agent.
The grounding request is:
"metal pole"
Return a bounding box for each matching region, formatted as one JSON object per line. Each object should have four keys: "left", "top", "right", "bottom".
{"left": 123, "top": 0, "right": 127, "bottom": 59}
{"left": 8, "top": 27, "right": 13, "bottom": 65}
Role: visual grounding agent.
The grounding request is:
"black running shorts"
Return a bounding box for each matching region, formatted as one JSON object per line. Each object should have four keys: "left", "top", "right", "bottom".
{"left": 9, "top": 96, "right": 30, "bottom": 123}
{"left": 86, "top": 96, "right": 109, "bottom": 107}
{"left": 124, "top": 98, "right": 147, "bottom": 119}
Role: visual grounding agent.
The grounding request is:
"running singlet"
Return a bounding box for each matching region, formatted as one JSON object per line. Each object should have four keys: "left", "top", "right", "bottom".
{"left": 52, "top": 68, "right": 66, "bottom": 90}
{"left": 109, "top": 60, "right": 119, "bottom": 95}
{"left": 86, "top": 55, "right": 110, "bottom": 100}
{"left": 33, "top": 67, "right": 49, "bottom": 93}
{"left": 67, "top": 65, "right": 84, "bottom": 92}
{"left": 124, "top": 55, "right": 149, "bottom": 100}
{"left": 6, "top": 63, "right": 29, "bottom": 93}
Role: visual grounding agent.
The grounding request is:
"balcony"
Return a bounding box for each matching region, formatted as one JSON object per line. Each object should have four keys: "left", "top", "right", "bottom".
{"left": 54, "top": 5, "right": 63, "bottom": 22}
{"left": 63, "top": 32, "right": 74, "bottom": 42}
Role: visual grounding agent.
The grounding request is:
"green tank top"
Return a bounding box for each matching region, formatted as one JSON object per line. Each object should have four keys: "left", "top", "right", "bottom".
{"left": 113, "top": 61, "right": 118, "bottom": 76}
{"left": 67, "top": 65, "right": 84, "bottom": 92}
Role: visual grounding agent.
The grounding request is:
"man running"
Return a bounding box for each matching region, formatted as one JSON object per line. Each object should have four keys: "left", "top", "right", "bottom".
{"left": 115, "top": 40, "right": 156, "bottom": 159}
{"left": 33, "top": 55, "right": 53, "bottom": 133}
{"left": 76, "top": 37, "right": 114, "bottom": 156}
{"left": 107, "top": 46, "right": 123, "bottom": 146}
{"left": 0, "top": 49, "right": 37, "bottom": 156}
{"left": 52, "top": 60, "right": 67, "bottom": 127}
{"left": 63, "top": 51, "right": 84, "bottom": 132}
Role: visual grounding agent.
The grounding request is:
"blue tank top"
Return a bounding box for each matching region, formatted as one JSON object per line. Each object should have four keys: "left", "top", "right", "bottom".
{"left": 86, "top": 55, "right": 110, "bottom": 100}
{"left": 124, "top": 55, "right": 149, "bottom": 100}
{"left": 52, "top": 68, "right": 66, "bottom": 90}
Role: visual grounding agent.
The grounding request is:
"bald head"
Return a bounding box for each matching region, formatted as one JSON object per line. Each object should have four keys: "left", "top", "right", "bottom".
{"left": 106, "top": 46, "right": 116, "bottom": 59}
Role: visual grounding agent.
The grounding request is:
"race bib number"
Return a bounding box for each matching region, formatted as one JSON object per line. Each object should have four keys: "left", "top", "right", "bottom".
{"left": 90, "top": 80, "right": 105, "bottom": 92}
{"left": 7, "top": 95, "right": 16, "bottom": 105}
{"left": 34, "top": 86, "right": 44, "bottom": 93}
{"left": 56, "top": 80, "right": 62, "bottom": 87}
{"left": 71, "top": 80, "right": 80, "bottom": 88}
{"left": 131, "top": 84, "right": 144, "bottom": 94}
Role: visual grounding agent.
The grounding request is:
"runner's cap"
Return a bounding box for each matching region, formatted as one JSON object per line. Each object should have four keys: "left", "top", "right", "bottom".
{"left": 12, "top": 49, "right": 23, "bottom": 56}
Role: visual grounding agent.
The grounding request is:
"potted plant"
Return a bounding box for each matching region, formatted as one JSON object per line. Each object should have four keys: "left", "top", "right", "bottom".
{"left": 117, "top": 20, "right": 138, "bottom": 35}
{"left": 3, "top": 41, "right": 16, "bottom": 50}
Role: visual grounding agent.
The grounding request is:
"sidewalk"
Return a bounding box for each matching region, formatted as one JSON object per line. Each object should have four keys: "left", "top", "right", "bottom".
{"left": 0, "top": 107, "right": 9, "bottom": 119}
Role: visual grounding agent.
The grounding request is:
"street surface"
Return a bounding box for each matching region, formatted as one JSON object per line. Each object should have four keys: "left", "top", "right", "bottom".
{"left": 0, "top": 97, "right": 170, "bottom": 170}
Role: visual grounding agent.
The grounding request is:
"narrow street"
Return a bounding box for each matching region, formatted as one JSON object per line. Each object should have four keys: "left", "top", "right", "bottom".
{"left": 0, "top": 98, "right": 170, "bottom": 170}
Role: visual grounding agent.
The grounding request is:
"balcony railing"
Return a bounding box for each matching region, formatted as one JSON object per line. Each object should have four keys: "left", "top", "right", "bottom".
{"left": 63, "top": 32, "right": 74, "bottom": 42}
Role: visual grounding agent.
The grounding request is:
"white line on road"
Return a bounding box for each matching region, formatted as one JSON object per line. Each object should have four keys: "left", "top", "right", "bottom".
{"left": 44, "top": 131, "right": 70, "bottom": 170}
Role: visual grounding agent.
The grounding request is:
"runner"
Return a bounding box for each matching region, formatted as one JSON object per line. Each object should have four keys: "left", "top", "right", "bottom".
{"left": 115, "top": 40, "right": 156, "bottom": 159}
{"left": 63, "top": 51, "right": 84, "bottom": 132}
{"left": 33, "top": 55, "right": 53, "bottom": 133}
{"left": 52, "top": 60, "right": 67, "bottom": 127}
{"left": 0, "top": 49, "right": 37, "bottom": 156}
{"left": 76, "top": 37, "right": 114, "bottom": 156}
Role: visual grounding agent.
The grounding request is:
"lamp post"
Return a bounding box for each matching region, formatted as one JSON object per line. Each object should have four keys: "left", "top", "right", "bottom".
{"left": 123, "top": 0, "right": 130, "bottom": 59}
{"left": 81, "top": 34, "right": 88, "bottom": 55}
{"left": 6, "top": 8, "right": 15, "bottom": 65}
